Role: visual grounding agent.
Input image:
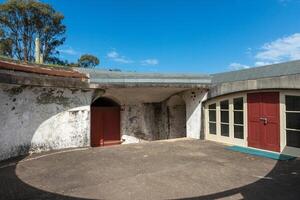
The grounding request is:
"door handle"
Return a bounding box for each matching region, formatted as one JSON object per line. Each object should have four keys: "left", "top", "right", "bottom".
{"left": 259, "top": 117, "right": 268, "bottom": 125}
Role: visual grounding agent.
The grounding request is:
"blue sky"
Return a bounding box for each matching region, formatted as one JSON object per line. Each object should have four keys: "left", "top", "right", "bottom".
{"left": 25, "top": 0, "right": 300, "bottom": 72}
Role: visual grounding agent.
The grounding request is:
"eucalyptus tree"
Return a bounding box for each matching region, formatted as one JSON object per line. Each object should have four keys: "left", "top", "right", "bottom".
{"left": 78, "top": 54, "right": 100, "bottom": 68}
{"left": 0, "top": 0, "right": 66, "bottom": 63}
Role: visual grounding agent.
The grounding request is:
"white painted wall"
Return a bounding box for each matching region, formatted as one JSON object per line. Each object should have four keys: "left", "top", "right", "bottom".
{"left": 182, "top": 89, "right": 208, "bottom": 139}
{"left": 0, "top": 83, "right": 93, "bottom": 161}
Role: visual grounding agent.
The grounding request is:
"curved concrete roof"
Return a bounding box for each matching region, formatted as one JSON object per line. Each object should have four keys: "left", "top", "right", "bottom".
{"left": 208, "top": 60, "right": 300, "bottom": 99}
{"left": 211, "top": 60, "right": 300, "bottom": 84}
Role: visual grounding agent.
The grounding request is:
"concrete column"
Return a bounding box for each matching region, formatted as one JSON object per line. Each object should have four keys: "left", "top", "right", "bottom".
{"left": 182, "top": 89, "right": 208, "bottom": 139}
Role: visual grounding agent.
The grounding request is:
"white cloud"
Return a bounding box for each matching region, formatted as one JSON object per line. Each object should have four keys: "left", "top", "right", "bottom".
{"left": 228, "top": 63, "right": 250, "bottom": 70}
{"left": 255, "top": 33, "right": 300, "bottom": 63}
{"left": 113, "top": 57, "right": 133, "bottom": 64}
{"left": 106, "top": 50, "right": 133, "bottom": 64}
{"left": 59, "top": 47, "right": 80, "bottom": 56}
{"left": 228, "top": 33, "right": 300, "bottom": 70}
{"left": 254, "top": 61, "right": 275, "bottom": 67}
{"left": 141, "top": 59, "right": 159, "bottom": 66}
{"left": 107, "top": 51, "right": 119, "bottom": 59}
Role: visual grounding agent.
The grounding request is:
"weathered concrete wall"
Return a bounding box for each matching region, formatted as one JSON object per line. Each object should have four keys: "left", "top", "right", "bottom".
{"left": 0, "top": 82, "right": 208, "bottom": 160}
{"left": 120, "top": 103, "right": 168, "bottom": 142}
{"left": 104, "top": 87, "right": 208, "bottom": 142}
{"left": 0, "top": 83, "right": 93, "bottom": 161}
{"left": 103, "top": 87, "right": 174, "bottom": 143}
{"left": 166, "top": 95, "right": 186, "bottom": 139}
{"left": 183, "top": 89, "right": 208, "bottom": 139}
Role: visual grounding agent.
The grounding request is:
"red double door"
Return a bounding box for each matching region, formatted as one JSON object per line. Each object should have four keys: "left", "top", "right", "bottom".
{"left": 247, "top": 92, "right": 280, "bottom": 152}
{"left": 91, "top": 107, "right": 121, "bottom": 147}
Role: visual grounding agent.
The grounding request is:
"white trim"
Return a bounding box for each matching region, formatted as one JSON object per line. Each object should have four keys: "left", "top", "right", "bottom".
{"left": 205, "top": 93, "right": 247, "bottom": 147}
{"left": 286, "top": 128, "right": 300, "bottom": 131}
{"left": 286, "top": 111, "right": 300, "bottom": 113}
{"left": 280, "top": 91, "right": 300, "bottom": 156}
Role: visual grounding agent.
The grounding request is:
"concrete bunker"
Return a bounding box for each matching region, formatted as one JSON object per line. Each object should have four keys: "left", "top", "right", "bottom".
{"left": 0, "top": 59, "right": 211, "bottom": 160}
{"left": 167, "top": 95, "right": 187, "bottom": 138}
{"left": 91, "top": 97, "right": 121, "bottom": 147}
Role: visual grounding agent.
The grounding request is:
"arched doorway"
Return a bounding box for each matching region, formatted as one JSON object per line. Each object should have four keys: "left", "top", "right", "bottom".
{"left": 167, "top": 95, "right": 187, "bottom": 139}
{"left": 91, "top": 97, "right": 121, "bottom": 147}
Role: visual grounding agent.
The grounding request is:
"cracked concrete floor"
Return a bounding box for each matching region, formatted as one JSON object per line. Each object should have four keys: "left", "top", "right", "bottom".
{"left": 0, "top": 138, "right": 299, "bottom": 200}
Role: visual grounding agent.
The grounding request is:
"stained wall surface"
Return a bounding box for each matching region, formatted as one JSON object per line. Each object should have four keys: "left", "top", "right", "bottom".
{"left": 0, "top": 83, "right": 207, "bottom": 161}
{"left": 0, "top": 83, "right": 93, "bottom": 161}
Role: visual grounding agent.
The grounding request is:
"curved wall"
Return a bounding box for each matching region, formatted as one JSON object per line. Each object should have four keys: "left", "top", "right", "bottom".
{"left": 0, "top": 83, "right": 94, "bottom": 161}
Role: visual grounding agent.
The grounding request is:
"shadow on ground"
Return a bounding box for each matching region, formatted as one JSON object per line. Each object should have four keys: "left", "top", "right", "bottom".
{"left": 0, "top": 152, "right": 299, "bottom": 200}
{"left": 182, "top": 159, "right": 300, "bottom": 200}
{"left": 0, "top": 156, "right": 89, "bottom": 200}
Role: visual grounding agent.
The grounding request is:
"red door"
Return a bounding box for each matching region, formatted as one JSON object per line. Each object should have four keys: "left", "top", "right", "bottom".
{"left": 247, "top": 92, "right": 280, "bottom": 152}
{"left": 91, "top": 107, "right": 121, "bottom": 147}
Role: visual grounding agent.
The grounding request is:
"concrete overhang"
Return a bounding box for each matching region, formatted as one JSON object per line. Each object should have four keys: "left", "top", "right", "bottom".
{"left": 75, "top": 68, "right": 212, "bottom": 89}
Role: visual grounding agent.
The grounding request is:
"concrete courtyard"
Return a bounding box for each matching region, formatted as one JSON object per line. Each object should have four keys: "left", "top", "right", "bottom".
{"left": 0, "top": 139, "right": 299, "bottom": 200}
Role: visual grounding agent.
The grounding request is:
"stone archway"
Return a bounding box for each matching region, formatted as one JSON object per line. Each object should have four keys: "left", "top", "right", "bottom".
{"left": 91, "top": 97, "right": 121, "bottom": 147}
{"left": 167, "top": 95, "right": 187, "bottom": 139}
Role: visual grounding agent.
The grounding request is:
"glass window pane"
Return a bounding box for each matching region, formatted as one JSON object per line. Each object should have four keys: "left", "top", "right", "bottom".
{"left": 221, "top": 124, "right": 229, "bottom": 137}
{"left": 286, "top": 96, "right": 300, "bottom": 111}
{"left": 286, "top": 113, "right": 300, "bottom": 130}
{"left": 234, "top": 98, "right": 243, "bottom": 110}
{"left": 220, "top": 100, "right": 229, "bottom": 110}
{"left": 209, "top": 110, "right": 216, "bottom": 122}
{"left": 221, "top": 111, "right": 229, "bottom": 123}
{"left": 287, "top": 130, "right": 300, "bottom": 148}
{"left": 234, "top": 111, "right": 243, "bottom": 125}
{"left": 209, "top": 122, "right": 216, "bottom": 135}
{"left": 209, "top": 103, "right": 216, "bottom": 109}
{"left": 234, "top": 125, "right": 244, "bottom": 139}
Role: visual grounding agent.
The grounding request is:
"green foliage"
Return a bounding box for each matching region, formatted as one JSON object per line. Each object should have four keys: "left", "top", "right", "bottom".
{"left": 0, "top": 0, "right": 66, "bottom": 63}
{"left": 67, "top": 62, "right": 79, "bottom": 68}
{"left": 77, "top": 54, "right": 99, "bottom": 68}
{"left": 0, "top": 28, "right": 12, "bottom": 57}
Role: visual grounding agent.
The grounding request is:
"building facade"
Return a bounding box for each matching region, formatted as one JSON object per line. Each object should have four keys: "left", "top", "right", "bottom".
{"left": 204, "top": 61, "right": 300, "bottom": 157}
{"left": 0, "top": 59, "right": 300, "bottom": 161}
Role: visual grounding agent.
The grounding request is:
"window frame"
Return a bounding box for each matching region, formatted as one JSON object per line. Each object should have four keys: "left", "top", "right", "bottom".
{"left": 220, "top": 100, "right": 230, "bottom": 137}
{"left": 284, "top": 95, "right": 300, "bottom": 148}
{"left": 233, "top": 97, "right": 244, "bottom": 139}
{"left": 208, "top": 103, "right": 217, "bottom": 135}
{"left": 205, "top": 94, "right": 247, "bottom": 147}
{"left": 279, "top": 91, "right": 300, "bottom": 156}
